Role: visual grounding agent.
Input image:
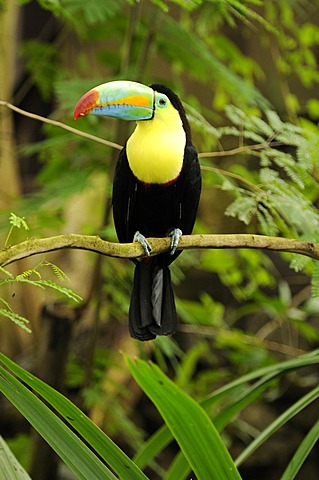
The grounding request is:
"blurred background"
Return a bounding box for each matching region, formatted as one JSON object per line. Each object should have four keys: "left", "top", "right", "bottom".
{"left": 1, "top": 1, "right": 319, "bottom": 479}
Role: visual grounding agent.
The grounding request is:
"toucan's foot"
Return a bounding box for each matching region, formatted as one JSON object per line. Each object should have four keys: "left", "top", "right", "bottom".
{"left": 168, "top": 228, "right": 182, "bottom": 255}
{"left": 133, "top": 231, "right": 152, "bottom": 256}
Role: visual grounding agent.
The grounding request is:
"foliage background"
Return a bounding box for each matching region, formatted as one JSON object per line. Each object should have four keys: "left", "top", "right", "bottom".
{"left": 1, "top": 0, "right": 319, "bottom": 479}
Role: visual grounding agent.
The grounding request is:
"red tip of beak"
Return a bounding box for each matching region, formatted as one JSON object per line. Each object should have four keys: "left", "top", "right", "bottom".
{"left": 73, "top": 89, "right": 100, "bottom": 120}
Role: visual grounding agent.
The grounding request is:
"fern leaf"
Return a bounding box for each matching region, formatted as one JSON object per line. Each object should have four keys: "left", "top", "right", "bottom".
{"left": 241, "top": 130, "right": 266, "bottom": 144}
{"left": 256, "top": 204, "right": 279, "bottom": 236}
{"left": 12, "top": 278, "right": 46, "bottom": 289}
{"left": 11, "top": 277, "right": 81, "bottom": 302}
{"left": 224, "top": 105, "right": 246, "bottom": 126}
{"left": 259, "top": 167, "right": 279, "bottom": 183}
{"left": 15, "top": 269, "right": 41, "bottom": 281}
{"left": 266, "top": 110, "right": 284, "bottom": 132}
{"left": 9, "top": 213, "right": 29, "bottom": 231}
{"left": 290, "top": 254, "right": 311, "bottom": 273}
{"left": 43, "top": 261, "right": 71, "bottom": 282}
{"left": 0, "top": 297, "right": 13, "bottom": 310}
{"left": 225, "top": 195, "right": 257, "bottom": 225}
{"left": 218, "top": 126, "right": 241, "bottom": 137}
{"left": 246, "top": 114, "right": 275, "bottom": 138}
{"left": 36, "top": 280, "right": 82, "bottom": 303}
{"left": 0, "top": 308, "right": 31, "bottom": 333}
{"left": 283, "top": 165, "right": 305, "bottom": 189}
{"left": 185, "top": 104, "right": 221, "bottom": 139}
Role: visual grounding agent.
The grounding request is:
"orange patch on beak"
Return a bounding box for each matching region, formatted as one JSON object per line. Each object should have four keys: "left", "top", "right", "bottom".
{"left": 105, "top": 95, "right": 151, "bottom": 108}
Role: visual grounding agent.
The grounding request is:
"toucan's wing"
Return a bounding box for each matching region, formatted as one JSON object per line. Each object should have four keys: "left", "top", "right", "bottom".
{"left": 178, "top": 144, "right": 201, "bottom": 235}
{"left": 112, "top": 146, "right": 137, "bottom": 243}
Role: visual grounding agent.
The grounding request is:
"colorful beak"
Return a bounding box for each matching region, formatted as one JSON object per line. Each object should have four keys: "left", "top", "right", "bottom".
{"left": 73, "top": 80, "right": 155, "bottom": 121}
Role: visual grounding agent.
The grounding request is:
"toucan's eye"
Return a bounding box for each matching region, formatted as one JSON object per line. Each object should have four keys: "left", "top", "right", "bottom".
{"left": 157, "top": 95, "right": 168, "bottom": 108}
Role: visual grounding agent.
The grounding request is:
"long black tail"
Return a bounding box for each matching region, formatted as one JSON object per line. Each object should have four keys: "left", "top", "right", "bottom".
{"left": 129, "top": 261, "right": 178, "bottom": 341}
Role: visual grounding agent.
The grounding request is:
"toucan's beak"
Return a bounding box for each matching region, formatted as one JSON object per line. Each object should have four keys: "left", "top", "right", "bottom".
{"left": 73, "top": 80, "right": 155, "bottom": 121}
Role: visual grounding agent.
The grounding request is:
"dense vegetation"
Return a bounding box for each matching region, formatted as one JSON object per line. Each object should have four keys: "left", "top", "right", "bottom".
{"left": 1, "top": 1, "right": 319, "bottom": 479}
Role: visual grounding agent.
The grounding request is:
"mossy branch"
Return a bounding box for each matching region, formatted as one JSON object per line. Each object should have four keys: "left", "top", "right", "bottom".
{"left": 1, "top": 233, "right": 319, "bottom": 267}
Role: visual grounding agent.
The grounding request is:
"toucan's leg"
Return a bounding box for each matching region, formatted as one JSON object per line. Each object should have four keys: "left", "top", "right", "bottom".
{"left": 168, "top": 228, "right": 182, "bottom": 255}
{"left": 133, "top": 231, "right": 152, "bottom": 256}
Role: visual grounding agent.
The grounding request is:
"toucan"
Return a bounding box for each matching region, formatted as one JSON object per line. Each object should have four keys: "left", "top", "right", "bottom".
{"left": 74, "top": 80, "right": 201, "bottom": 340}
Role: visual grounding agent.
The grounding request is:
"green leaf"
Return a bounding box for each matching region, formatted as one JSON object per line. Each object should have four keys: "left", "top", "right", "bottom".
{"left": 0, "top": 308, "right": 31, "bottom": 333}
{"left": 0, "top": 436, "right": 31, "bottom": 480}
{"left": 0, "top": 353, "right": 149, "bottom": 480}
{"left": 158, "top": 13, "right": 268, "bottom": 108}
{"left": 134, "top": 424, "right": 172, "bottom": 470}
{"left": 134, "top": 350, "right": 319, "bottom": 472}
{"left": 0, "top": 366, "right": 117, "bottom": 480}
{"left": 9, "top": 213, "right": 29, "bottom": 230}
{"left": 164, "top": 366, "right": 280, "bottom": 479}
{"left": 127, "top": 357, "right": 242, "bottom": 480}
{"left": 164, "top": 451, "right": 191, "bottom": 480}
{"left": 134, "top": 425, "right": 172, "bottom": 469}
{"left": 280, "top": 418, "right": 319, "bottom": 480}
{"left": 13, "top": 277, "right": 82, "bottom": 303}
{"left": 36, "top": 279, "right": 83, "bottom": 302}
{"left": 235, "top": 385, "right": 319, "bottom": 467}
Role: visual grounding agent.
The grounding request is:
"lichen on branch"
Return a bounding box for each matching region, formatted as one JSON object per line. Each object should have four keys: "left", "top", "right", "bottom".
{"left": 1, "top": 233, "right": 319, "bottom": 268}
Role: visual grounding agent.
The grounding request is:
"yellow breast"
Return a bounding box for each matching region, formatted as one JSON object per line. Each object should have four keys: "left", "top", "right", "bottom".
{"left": 126, "top": 104, "right": 186, "bottom": 184}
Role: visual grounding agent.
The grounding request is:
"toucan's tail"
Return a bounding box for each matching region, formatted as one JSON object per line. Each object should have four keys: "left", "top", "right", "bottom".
{"left": 129, "top": 261, "right": 178, "bottom": 341}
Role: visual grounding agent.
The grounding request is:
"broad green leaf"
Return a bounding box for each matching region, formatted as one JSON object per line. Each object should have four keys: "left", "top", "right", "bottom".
{"left": 127, "top": 357, "right": 242, "bottom": 480}
{"left": 0, "top": 436, "right": 31, "bottom": 480}
{"left": 0, "top": 367, "right": 117, "bottom": 480}
{"left": 164, "top": 371, "right": 273, "bottom": 479}
{"left": 0, "top": 353, "right": 149, "bottom": 480}
{"left": 134, "top": 349, "right": 319, "bottom": 471}
{"left": 280, "top": 418, "right": 319, "bottom": 480}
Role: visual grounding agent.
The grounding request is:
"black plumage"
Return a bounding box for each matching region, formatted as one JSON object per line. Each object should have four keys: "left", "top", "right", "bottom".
{"left": 112, "top": 84, "right": 201, "bottom": 340}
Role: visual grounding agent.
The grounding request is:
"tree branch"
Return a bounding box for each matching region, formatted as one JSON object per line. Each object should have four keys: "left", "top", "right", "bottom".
{"left": 1, "top": 233, "right": 318, "bottom": 268}
{"left": 0, "top": 102, "right": 317, "bottom": 268}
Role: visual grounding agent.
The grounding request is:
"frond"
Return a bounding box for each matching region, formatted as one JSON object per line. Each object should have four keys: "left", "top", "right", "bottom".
{"left": 9, "top": 213, "right": 29, "bottom": 231}
{"left": 43, "top": 261, "right": 71, "bottom": 283}
{"left": 0, "top": 308, "right": 31, "bottom": 333}
{"left": 15, "top": 269, "right": 41, "bottom": 281}
{"left": 290, "top": 254, "right": 311, "bottom": 273}
{"left": 37, "top": 280, "right": 83, "bottom": 303}
{"left": 256, "top": 204, "right": 279, "bottom": 236}
{"left": 225, "top": 195, "right": 257, "bottom": 225}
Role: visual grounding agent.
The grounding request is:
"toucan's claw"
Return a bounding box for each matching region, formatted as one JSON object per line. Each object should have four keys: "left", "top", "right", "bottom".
{"left": 133, "top": 231, "right": 152, "bottom": 256}
{"left": 168, "top": 228, "right": 182, "bottom": 255}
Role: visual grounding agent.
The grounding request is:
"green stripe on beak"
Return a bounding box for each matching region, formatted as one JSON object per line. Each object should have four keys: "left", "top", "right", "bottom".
{"left": 74, "top": 80, "right": 155, "bottom": 121}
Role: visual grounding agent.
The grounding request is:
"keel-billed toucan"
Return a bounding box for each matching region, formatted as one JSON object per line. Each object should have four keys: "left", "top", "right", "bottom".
{"left": 74, "top": 81, "right": 201, "bottom": 340}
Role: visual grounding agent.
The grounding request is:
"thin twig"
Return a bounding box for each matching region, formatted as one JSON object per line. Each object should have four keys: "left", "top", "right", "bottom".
{"left": 179, "top": 324, "right": 306, "bottom": 357}
{"left": 198, "top": 141, "right": 283, "bottom": 158}
{"left": 201, "top": 165, "right": 265, "bottom": 193}
{"left": 0, "top": 100, "right": 282, "bottom": 158}
{"left": 0, "top": 100, "right": 122, "bottom": 150}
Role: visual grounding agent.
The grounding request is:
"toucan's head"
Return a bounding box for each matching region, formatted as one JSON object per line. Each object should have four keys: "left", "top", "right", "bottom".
{"left": 74, "top": 80, "right": 191, "bottom": 143}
